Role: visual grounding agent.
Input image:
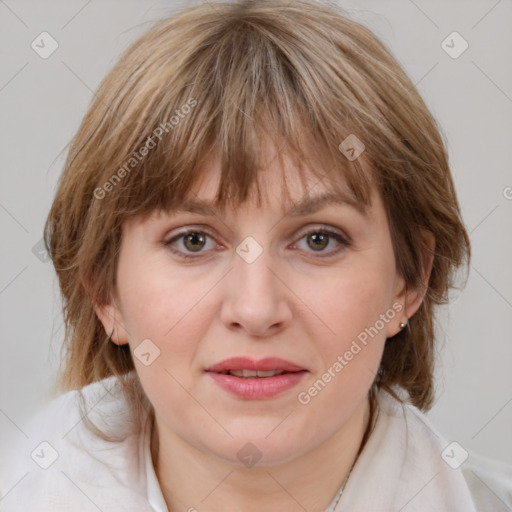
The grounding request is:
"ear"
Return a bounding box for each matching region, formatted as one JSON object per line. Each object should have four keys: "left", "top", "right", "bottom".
{"left": 387, "top": 230, "right": 435, "bottom": 338}
{"left": 82, "top": 271, "right": 129, "bottom": 346}
{"left": 93, "top": 299, "right": 130, "bottom": 346}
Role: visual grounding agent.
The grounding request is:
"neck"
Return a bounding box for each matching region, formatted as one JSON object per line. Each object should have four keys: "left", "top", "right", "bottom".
{"left": 151, "top": 396, "right": 374, "bottom": 512}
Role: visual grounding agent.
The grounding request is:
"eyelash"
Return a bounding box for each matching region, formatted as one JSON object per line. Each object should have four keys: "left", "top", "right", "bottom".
{"left": 163, "top": 227, "right": 351, "bottom": 260}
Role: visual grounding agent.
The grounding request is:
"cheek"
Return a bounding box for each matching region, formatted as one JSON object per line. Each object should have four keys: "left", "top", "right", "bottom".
{"left": 294, "top": 254, "right": 395, "bottom": 403}
{"left": 305, "top": 261, "right": 394, "bottom": 343}
{"left": 118, "top": 255, "right": 213, "bottom": 341}
{"left": 118, "top": 265, "right": 218, "bottom": 427}
{"left": 292, "top": 272, "right": 390, "bottom": 429}
{"left": 118, "top": 266, "right": 226, "bottom": 409}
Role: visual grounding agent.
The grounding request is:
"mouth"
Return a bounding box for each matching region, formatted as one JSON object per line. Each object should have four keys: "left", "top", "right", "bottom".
{"left": 216, "top": 369, "right": 293, "bottom": 378}
{"left": 205, "top": 357, "right": 308, "bottom": 399}
{"left": 205, "top": 356, "right": 307, "bottom": 373}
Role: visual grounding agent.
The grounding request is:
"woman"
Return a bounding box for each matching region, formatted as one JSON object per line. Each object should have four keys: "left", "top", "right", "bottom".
{"left": 1, "top": 0, "right": 510, "bottom": 510}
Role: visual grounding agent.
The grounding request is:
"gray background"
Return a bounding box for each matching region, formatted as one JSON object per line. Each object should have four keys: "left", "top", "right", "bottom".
{"left": 1, "top": 0, "right": 511, "bottom": 464}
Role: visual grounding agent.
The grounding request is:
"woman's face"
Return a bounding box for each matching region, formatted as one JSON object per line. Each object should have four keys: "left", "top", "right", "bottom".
{"left": 98, "top": 153, "right": 415, "bottom": 466}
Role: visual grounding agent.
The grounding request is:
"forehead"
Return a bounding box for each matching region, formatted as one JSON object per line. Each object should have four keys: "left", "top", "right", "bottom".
{"left": 120, "top": 150, "right": 381, "bottom": 239}
{"left": 169, "top": 150, "right": 373, "bottom": 218}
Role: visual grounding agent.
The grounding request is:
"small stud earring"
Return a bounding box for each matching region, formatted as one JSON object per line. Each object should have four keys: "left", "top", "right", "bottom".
{"left": 399, "top": 321, "right": 408, "bottom": 330}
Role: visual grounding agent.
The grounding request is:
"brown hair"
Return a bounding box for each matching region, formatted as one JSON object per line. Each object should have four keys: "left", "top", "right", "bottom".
{"left": 44, "top": 0, "right": 470, "bottom": 441}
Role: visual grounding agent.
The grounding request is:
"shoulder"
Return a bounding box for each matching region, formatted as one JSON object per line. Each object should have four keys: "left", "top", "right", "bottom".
{"left": 377, "top": 388, "right": 512, "bottom": 512}
{"left": 0, "top": 376, "right": 153, "bottom": 511}
{"left": 461, "top": 450, "right": 512, "bottom": 512}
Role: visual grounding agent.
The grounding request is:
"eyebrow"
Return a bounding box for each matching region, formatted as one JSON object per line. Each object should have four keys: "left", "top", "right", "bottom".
{"left": 171, "top": 191, "right": 367, "bottom": 218}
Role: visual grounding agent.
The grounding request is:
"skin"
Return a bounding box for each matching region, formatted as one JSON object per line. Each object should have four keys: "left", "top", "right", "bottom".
{"left": 95, "top": 151, "right": 434, "bottom": 512}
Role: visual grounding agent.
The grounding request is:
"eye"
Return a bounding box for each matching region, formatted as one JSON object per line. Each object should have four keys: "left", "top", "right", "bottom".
{"left": 291, "top": 227, "right": 350, "bottom": 257}
{"left": 164, "top": 229, "right": 218, "bottom": 260}
{"left": 163, "top": 226, "right": 351, "bottom": 261}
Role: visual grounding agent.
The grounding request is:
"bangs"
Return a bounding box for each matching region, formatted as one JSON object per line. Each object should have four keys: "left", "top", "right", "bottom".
{"left": 91, "top": 10, "right": 375, "bottom": 224}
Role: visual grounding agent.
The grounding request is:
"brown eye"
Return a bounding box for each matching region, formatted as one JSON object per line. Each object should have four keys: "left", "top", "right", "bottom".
{"left": 306, "top": 232, "right": 330, "bottom": 251}
{"left": 292, "top": 228, "right": 350, "bottom": 258}
{"left": 164, "top": 226, "right": 350, "bottom": 261}
{"left": 164, "top": 229, "right": 217, "bottom": 259}
{"left": 183, "top": 232, "right": 207, "bottom": 252}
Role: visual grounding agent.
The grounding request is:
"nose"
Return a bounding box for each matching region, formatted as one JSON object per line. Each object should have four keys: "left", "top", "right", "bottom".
{"left": 219, "top": 247, "right": 293, "bottom": 338}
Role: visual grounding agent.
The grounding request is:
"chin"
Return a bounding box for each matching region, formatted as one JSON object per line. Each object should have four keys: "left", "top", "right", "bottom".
{"left": 196, "top": 424, "right": 314, "bottom": 468}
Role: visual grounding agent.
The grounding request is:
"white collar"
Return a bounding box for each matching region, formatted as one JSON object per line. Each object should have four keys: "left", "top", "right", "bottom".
{"left": 142, "top": 417, "right": 170, "bottom": 512}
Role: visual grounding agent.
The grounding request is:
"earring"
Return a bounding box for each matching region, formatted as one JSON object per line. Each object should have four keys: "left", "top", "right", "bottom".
{"left": 399, "top": 320, "right": 408, "bottom": 330}
{"left": 107, "top": 326, "right": 116, "bottom": 344}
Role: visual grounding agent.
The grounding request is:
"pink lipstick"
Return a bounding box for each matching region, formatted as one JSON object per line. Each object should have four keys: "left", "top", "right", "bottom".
{"left": 205, "top": 357, "right": 308, "bottom": 400}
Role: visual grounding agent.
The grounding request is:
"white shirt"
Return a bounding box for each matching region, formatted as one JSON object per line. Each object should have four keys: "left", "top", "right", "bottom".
{"left": 0, "top": 376, "right": 510, "bottom": 511}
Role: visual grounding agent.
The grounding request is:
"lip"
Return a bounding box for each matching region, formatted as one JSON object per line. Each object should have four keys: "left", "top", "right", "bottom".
{"left": 205, "top": 357, "right": 308, "bottom": 400}
{"left": 205, "top": 357, "right": 306, "bottom": 373}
